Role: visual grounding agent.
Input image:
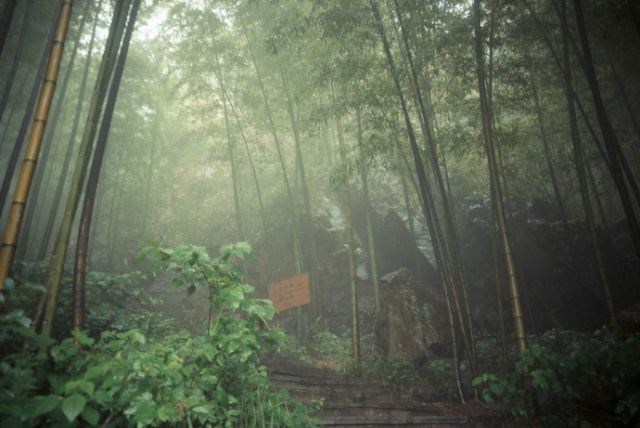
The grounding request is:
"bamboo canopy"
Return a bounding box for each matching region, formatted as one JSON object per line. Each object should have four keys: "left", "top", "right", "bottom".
{"left": 0, "top": 0, "right": 73, "bottom": 314}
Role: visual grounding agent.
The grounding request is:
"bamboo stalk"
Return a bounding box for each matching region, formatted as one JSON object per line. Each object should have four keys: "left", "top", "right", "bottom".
{"left": 0, "top": 0, "right": 73, "bottom": 314}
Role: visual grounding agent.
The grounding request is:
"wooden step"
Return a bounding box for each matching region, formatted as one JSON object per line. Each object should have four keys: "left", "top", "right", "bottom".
{"left": 316, "top": 414, "right": 469, "bottom": 427}
{"left": 263, "top": 354, "right": 470, "bottom": 427}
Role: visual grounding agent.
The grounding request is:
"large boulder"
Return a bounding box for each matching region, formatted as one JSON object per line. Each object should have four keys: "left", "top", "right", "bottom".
{"left": 374, "top": 268, "right": 450, "bottom": 363}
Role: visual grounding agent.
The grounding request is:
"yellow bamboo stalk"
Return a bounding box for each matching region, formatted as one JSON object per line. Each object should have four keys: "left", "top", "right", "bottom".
{"left": 0, "top": 1, "right": 73, "bottom": 314}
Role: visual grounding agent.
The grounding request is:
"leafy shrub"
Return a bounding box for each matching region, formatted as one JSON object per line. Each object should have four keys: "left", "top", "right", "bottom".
{"left": 423, "top": 359, "right": 470, "bottom": 400}
{"left": 0, "top": 242, "right": 320, "bottom": 427}
{"left": 9, "top": 262, "right": 169, "bottom": 340}
{"left": 473, "top": 327, "right": 640, "bottom": 426}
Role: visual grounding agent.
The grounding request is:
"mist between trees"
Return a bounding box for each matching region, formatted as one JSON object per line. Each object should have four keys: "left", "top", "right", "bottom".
{"left": 0, "top": 0, "right": 639, "bottom": 422}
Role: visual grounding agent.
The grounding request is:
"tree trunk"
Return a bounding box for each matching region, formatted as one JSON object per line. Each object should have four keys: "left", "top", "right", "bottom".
{"left": 394, "top": 0, "right": 476, "bottom": 363}
{"left": 370, "top": 0, "right": 477, "bottom": 384}
{"left": 216, "top": 57, "right": 243, "bottom": 243}
{"left": 473, "top": 0, "right": 527, "bottom": 355}
{"left": 73, "top": 0, "right": 140, "bottom": 334}
{"left": 561, "top": 0, "right": 616, "bottom": 326}
{"left": 240, "top": 16, "right": 302, "bottom": 277}
{"left": 530, "top": 73, "right": 567, "bottom": 223}
{"left": 35, "top": 0, "right": 129, "bottom": 336}
{"left": 332, "top": 80, "right": 360, "bottom": 365}
{"left": 35, "top": 0, "right": 101, "bottom": 262}
{"left": 140, "top": 115, "right": 157, "bottom": 239}
{"left": 573, "top": 0, "right": 640, "bottom": 260}
{"left": 356, "top": 106, "right": 380, "bottom": 311}
{"left": 0, "top": 0, "right": 55, "bottom": 220}
{"left": 0, "top": 0, "right": 71, "bottom": 314}
{"left": 17, "top": 0, "right": 94, "bottom": 265}
{"left": 225, "top": 92, "right": 273, "bottom": 282}
{"left": 0, "top": 0, "right": 31, "bottom": 127}
{"left": 280, "top": 65, "right": 320, "bottom": 319}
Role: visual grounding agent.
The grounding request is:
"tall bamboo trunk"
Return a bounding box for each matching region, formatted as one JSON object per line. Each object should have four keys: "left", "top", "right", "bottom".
{"left": 393, "top": 0, "right": 476, "bottom": 363}
{"left": 35, "top": 0, "right": 101, "bottom": 262}
{"left": 531, "top": 75, "right": 567, "bottom": 223}
{"left": 17, "top": 0, "right": 94, "bottom": 265}
{"left": 527, "top": 3, "right": 640, "bottom": 212}
{"left": 141, "top": 115, "right": 157, "bottom": 239}
{"left": 0, "top": 0, "right": 72, "bottom": 314}
{"left": 573, "top": 0, "right": 640, "bottom": 260}
{"left": 393, "top": 103, "right": 465, "bottom": 403}
{"left": 216, "top": 57, "right": 243, "bottom": 243}
{"left": 0, "top": 71, "right": 31, "bottom": 155}
{"left": 370, "top": 0, "right": 477, "bottom": 379}
{"left": 473, "top": 0, "right": 527, "bottom": 356}
{"left": 73, "top": 0, "right": 140, "bottom": 334}
{"left": 561, "top": 0, "right": 616, "bottom": 326}
{"left": 356, "top": 106, "right": 380, "bottom": 311}
{"left": 240, "top": 16, "right": 301, "bottom": 279}
{"left": 399, "top": 170, "right": 422, "bottom": 282}
{"left": 332, "top": 81, "right": 360, "bottom": 365}
{"left": 0, "top": 0, "right": 31, "bottom": 127}
{"left": 226, "top": 93, "right": 273, "bottom": 282}
{"left": 280, "top": 65, "right": 320, "bottom": 319}
{"left": 0, "top": 0, "right": 57, "bottom": 218}
{"left": 34, "top": 0, "right": 129, "bottom": 335}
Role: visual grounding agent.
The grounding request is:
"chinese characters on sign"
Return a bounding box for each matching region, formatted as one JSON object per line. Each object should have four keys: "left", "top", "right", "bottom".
{"left": 268, "top": 273, "right": 310, "bottom": 312}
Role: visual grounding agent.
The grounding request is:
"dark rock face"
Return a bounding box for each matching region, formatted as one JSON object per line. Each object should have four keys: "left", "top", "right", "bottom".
{"left": 374, "top": 268, "right": 450, "bottom": 363}
{"left": 459, "top": 199, "right": 640, "bottom": 334}
{"left": 243, "top": 191, "right": 639, "bottom": 343}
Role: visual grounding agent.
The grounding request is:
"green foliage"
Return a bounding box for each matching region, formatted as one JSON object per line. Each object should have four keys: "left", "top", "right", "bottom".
{"left": 10, "top": 262, "right": 168, "bottom": 340}
{"left": 136, "top": 241, "right": 271, "bottom": 337}
{"left": 424, "top": 359, "right": 469, "bottom": 400}
{"left": 367, "top": 355, "right": 421, "bottom": 391}
{"left": 0, "top": 243, "right": 319, "bottom": 427}
{"left": 473, "top": 327, "right": 640, "bottom": 426}
{"left": 283, "top": 325, "right": 421, "bottom": 391}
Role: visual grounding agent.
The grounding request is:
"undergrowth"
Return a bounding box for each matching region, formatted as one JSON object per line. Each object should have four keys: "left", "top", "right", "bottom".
{"left": 0, "top": 242, "right": 319, "bottom": 427}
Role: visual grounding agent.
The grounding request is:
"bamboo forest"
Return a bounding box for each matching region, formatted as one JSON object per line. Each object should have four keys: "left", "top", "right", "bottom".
{"left": 1, "top": 0, "right": 640, "bottom": 426}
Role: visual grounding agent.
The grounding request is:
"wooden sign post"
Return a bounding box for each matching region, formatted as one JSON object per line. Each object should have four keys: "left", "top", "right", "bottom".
{"left": 268, "top": 273, "right": 310, "bottom": 312}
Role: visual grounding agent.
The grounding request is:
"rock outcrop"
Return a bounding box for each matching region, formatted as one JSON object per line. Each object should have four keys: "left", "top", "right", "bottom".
{"left": 374, "top": 268, "right": 450, "bottom": 363}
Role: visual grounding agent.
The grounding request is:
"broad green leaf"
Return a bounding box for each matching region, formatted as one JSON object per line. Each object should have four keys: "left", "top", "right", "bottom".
{"left": 490, "top": 382, "right": 505, "bottom": 396}
{"left": 94, "top": 390, "right": 114, "bottom": 405}
{"left": 30, "top": 394, "right": 60, "bottom": 417}
{"left": 531, "top": 345, "right": 542, "bottom": 357}
{"left": 78, "top": 381, "right": 95, "bottom": 397}
{"left": 84, "top": 366, "right": 103, "bottom": 380}
{"left": 157, "top": 404, "right": 180, "bottom": 422}
{"left": 81, "top": 406, "right": 100, "bottom": 425}
{"left": 74, "top": 333, "right": 95, "bottom": 347}
{"left": 64, "top": 380, "right": 81, "bottom": 395}
{"left": 62, "top": 393, "right": 86, "bottom": 422}
{"left": 129, "top": 402, "right": 157, "bottom": 425}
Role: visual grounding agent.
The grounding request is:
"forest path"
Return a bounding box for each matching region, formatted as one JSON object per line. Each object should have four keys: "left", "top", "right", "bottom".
{"left": 262, "top": 354, "right": 470, "bottom": 427}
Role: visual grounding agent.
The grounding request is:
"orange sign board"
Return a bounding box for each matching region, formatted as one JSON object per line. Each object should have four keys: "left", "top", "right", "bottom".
{"left": 268, "top": 273, "right": 310, "bottom": 312}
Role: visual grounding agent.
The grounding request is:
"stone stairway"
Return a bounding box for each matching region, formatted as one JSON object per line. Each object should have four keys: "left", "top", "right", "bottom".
{"left": 262, "top": 354, "right": 469, "bottom": 427}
